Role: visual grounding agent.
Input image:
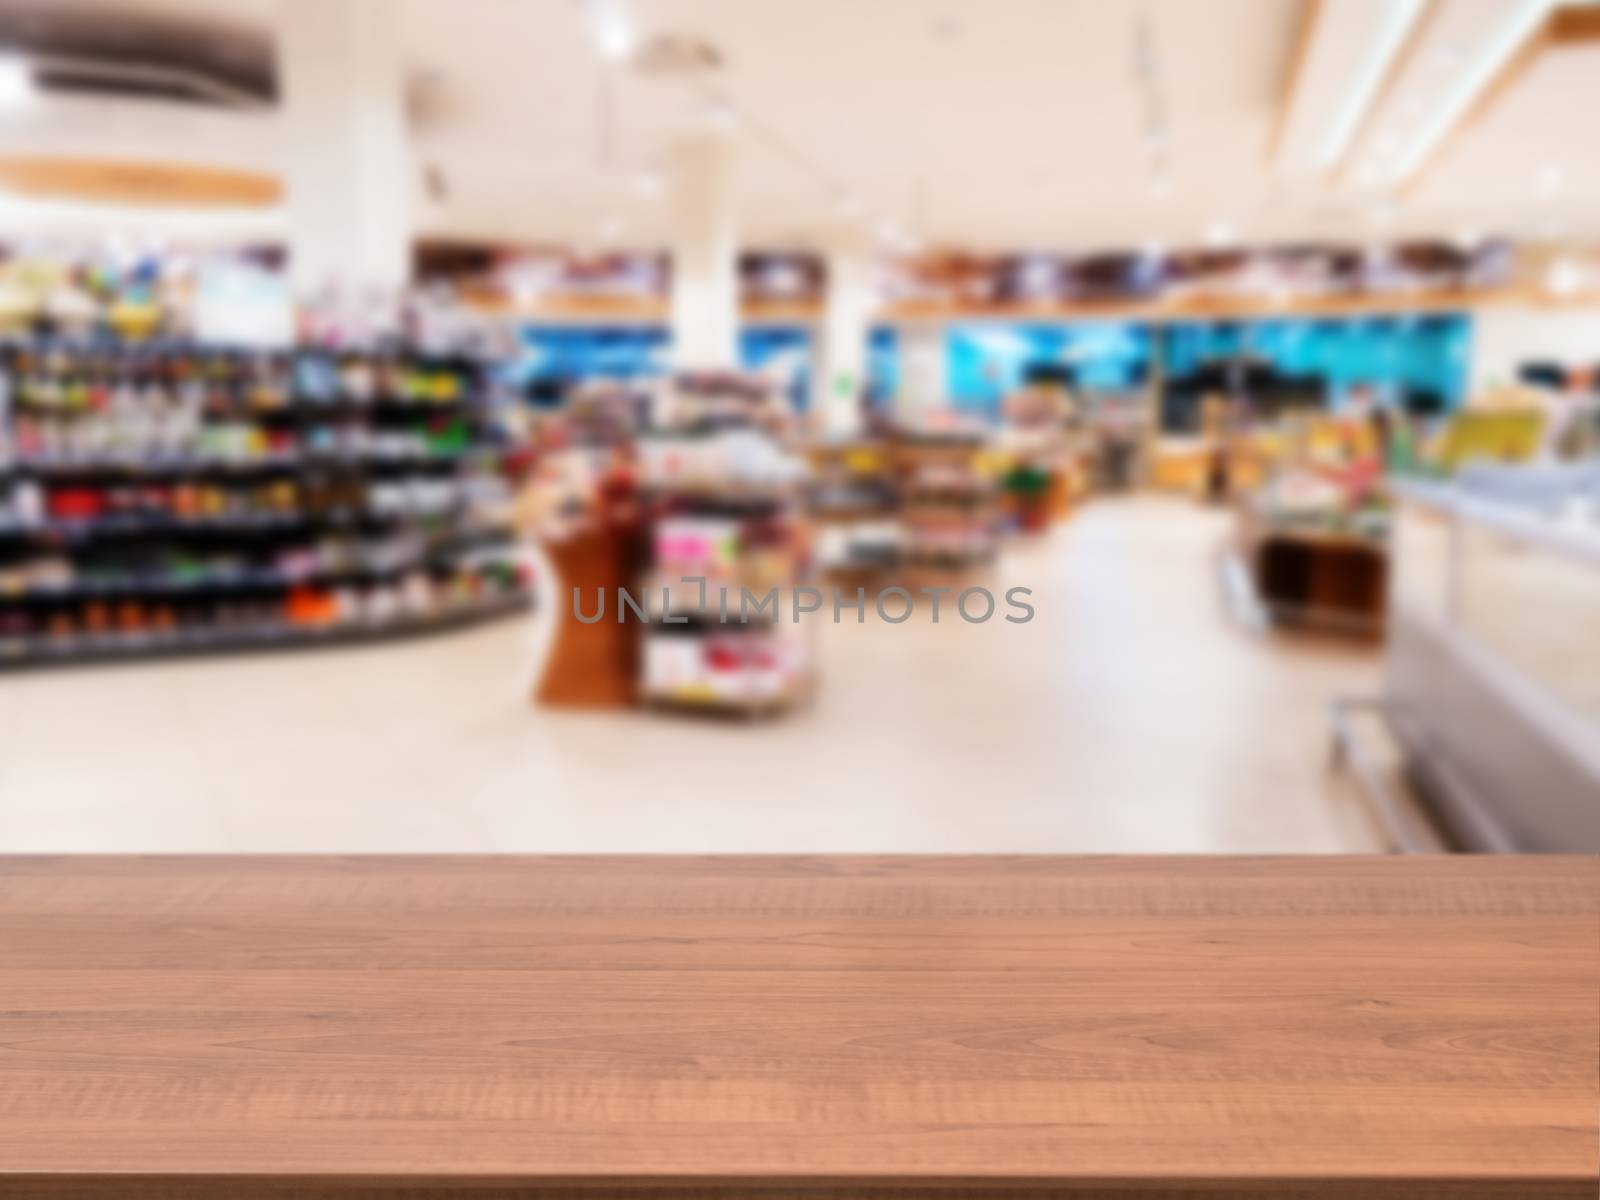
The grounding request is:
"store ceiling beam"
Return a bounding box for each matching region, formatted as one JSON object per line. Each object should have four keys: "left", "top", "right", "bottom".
{"left": 1265, "top": 0, "right": 1326, "bottom": 163}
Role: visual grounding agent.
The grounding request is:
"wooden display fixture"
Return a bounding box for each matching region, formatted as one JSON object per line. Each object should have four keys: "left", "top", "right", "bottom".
{"left": 534, "top": 524, "right": 639, "bottom": 707}
{"left": 1238, "top": 507, "right": 1389, "bottom": 634}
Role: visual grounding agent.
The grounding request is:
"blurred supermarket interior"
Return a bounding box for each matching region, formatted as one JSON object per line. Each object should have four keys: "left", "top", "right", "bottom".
{"left": 0, "top": 0, "right": 1595, "bottom": 853}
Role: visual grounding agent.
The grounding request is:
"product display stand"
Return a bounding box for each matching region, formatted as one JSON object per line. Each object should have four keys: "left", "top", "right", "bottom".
{"left": 806, "top": 436, "right": 899, "bottom": 584}
{"left": 893, "top": 432, "right": 1000, "bottom": 578}
{"left": 634, "top": 375, "right": 815, "bottom": 716}
{"left": 1236, "top": 501, "right": 1388, "bottom": 633}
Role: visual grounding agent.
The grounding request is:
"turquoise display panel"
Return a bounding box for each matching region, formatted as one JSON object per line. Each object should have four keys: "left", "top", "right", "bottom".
{"left": 509, "top": 325, "right": 899, "bottom": 413}
{"left": 947, "top": 323, "right": 1152, "bottom": 417}
{"left": 1160, "top": 313, "right": 1471, "bottom": 410}
{"left": 945, "top": 314, "right": 1472, "bottom": 420}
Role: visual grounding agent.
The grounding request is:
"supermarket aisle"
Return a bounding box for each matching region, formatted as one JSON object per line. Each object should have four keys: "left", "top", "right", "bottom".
{"left": 0, "top": 497, "right": 1384, "bottom": 852}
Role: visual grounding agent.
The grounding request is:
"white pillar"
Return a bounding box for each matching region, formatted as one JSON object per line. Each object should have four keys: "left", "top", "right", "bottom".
{"left": 669, "top": 133, "right": 739, "bottom": 370}
{"left": 814, "top": 235, "right": 874, "bottom": 436}
{"left": 897, "top": 323, "right": 948, "bottom": 421}
{"left": 277, "top": 0, "right": 413, "bottom": 305}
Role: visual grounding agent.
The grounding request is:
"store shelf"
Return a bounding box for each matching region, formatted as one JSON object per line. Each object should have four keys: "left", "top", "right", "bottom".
{"left": 1, "top": 449, "right": 475, "bottom": 479}
{"left": 0, "top": 508, "right": 468, "bottom": 540}
{"left": 1, "top": 339, "right": 526, "bottom": 667}
{"left": 0, "top": 591, "right": 531, "bottom": 671}
{"left": 0, "top": 553, "right": 509, "bottom": 603}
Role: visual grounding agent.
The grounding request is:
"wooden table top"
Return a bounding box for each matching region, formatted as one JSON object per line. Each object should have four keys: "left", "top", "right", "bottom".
{"left": 1, "top": 855, "right": 1595, "bottom": 1199}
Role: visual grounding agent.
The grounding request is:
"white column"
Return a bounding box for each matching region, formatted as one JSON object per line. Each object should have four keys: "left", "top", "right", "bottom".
{"left": 814, "top": 234, "right": 875, "bottom": 436}
{"left": 277, "top": 0, "right": 413, "bottom": 306}
{"left": 669, "top": 133, "right": 739, "bottom": 370}
{"left": 897, "top": 322, "right": 948, "bottom": 421}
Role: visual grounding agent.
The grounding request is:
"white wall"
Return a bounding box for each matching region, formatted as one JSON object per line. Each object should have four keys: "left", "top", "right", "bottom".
{"left": 1470, "top": 306, "right": 1600, "bottom": 395}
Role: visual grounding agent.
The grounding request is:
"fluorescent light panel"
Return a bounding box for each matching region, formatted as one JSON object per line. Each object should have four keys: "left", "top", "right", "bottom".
{"left": 1389, "top": 0, "right": 1558, "bottom": 182}
{"left": 1316, "top": 0, "right": 1427, "bottom": 170}
{"left": 0, "top": 51, "right": 35, "bottom": 108}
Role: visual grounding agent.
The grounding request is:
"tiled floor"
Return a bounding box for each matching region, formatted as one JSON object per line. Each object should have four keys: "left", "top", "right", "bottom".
{"left": 0, "top": 497, "right": 1385, "bottom": 852}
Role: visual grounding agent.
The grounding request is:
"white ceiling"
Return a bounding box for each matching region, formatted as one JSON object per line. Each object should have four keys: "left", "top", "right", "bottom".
{"left": 3, "top": 0, "right": 1599, "bottom": 254}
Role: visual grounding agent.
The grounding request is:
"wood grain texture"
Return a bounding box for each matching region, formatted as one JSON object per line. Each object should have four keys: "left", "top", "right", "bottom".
{"left": 0, "top": 855, "right": 1594, "bottom": 1199}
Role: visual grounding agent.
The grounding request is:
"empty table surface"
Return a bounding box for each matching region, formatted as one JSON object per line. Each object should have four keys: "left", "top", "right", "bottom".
{"left": 0, "top": 854, "right": 1595, "bottom": 1199}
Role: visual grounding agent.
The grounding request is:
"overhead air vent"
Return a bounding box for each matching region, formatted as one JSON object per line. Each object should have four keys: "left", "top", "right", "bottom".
{"left": 0, "top": 1, "right": 274, "bottom": 109}
{"left": 31, "top": 54, "right": 270, "bottom": 109}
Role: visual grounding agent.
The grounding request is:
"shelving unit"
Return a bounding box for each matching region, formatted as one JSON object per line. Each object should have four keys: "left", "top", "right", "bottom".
{"left": 0, "top": 339, "right": 532, "bottom": 667}
{"left": 634, "top": 373, "right": 814, "bottom": 717}
{"left": 892, "top": 433, "right": 1001, "bottom": 577}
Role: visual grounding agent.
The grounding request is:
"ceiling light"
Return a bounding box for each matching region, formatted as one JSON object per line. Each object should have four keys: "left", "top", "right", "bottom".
{"left": 1545, "top": 257, "right": 1585, "bottom": 297}
{"left": 1316, "top": 0, "right": 1426, "bottom": 170}
{"left": 1536, "top": 164, "right": 1565, "bottom": 196}
{"left": 585, "top": 0, "right": 635, "bottom": 61}
{"left": 1205, "top": 221, "right": 1236, "bottom": 247}
{"left": 0, "top": 51, "right": 36, "bottom": 108}
{"left": 1390, "top": 0, "right": 1558, "bottom": 183}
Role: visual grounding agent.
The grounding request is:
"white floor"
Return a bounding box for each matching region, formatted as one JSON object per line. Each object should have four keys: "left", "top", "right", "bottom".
{"left": 0, "top": 497, "right": 1385, "bottom": 853}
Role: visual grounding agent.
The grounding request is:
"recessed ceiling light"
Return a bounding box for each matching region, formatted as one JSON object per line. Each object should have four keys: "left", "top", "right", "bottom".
{"left": 0, "top": 51, "right": 35, "bottom": 108}
{"left": 585, "top": 0, "right": 635, "bottom": 61}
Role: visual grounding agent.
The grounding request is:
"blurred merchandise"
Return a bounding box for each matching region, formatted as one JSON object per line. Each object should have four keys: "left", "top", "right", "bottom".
{"left": 0, "top": 338, "right": 532, "bottom": 666}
